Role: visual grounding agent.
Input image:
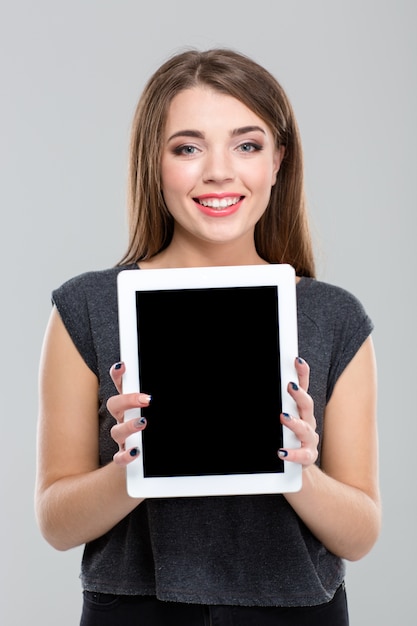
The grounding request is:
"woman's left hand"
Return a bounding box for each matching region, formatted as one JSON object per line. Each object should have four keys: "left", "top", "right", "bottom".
{"left": 278, "top": 357, "right": 319, "bottom": 468}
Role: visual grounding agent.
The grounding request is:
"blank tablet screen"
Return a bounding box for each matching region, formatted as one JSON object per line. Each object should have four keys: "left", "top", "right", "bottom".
{"left": 135, "top": 285, "right": 284, "bottom": 478}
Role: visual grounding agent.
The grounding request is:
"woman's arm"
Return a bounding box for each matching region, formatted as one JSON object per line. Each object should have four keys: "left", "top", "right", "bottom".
{"left": 35, "top": 307, "right": 148, "bottom": 551}
{"left": 282, "top": 336, "right": 381, "bottom": 561}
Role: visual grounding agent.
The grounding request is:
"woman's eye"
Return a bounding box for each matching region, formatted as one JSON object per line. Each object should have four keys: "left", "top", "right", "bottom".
{"left": 173, "top": 145, "right": 198, "bottom": 156}
{"left": 238, "top": 142, "right": 263, "bottom": 153}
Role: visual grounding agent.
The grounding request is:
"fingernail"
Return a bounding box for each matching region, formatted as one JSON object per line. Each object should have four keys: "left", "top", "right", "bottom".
{"left": 129, "top": 447, "right": 139, "bottom": 457}
{"left": 134, "top": 417, "right": 146, "bottom": 428}
{"left": 297, "top": 357, "right": 304, "bottom": 364}
{"left": 278, "top": 449, "right": 288, "bottom": 458}
{"left": 114, "top": 362, "right": 122, "bottom": 370}
{"left": 282, "top": 412, "right": 292, "bottom": 421}
{"left": 290, "top": 382, "right": 299, "bottom": 391}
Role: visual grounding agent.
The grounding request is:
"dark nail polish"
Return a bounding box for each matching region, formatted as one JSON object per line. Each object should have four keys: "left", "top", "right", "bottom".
{"left": 290, "top": 382, "right": 299, "bottom": 391}
{"left": 278, "top": 449, "right": 288, "bottom": 458}
{"left": 282, "top": 412, "right": 292, "bottom": 420}
{"left": 297, "top": 357, "right": 304, "bottom": 364}
{"left": 129, "top": 447, "right": 139, "bottom": 457}
{"left": 134, "top": 417, "right": 146, "bottom": 428}
{"left": 114, "top": 362, "right": 122, "bottom": 370}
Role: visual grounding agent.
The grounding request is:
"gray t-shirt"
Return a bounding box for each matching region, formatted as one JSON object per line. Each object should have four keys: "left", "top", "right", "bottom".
{"left": 52, "top": 264, "right": 373, "bottom": 607}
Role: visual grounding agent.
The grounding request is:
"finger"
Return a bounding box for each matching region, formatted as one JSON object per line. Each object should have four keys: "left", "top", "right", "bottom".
{"left": 278, "top": 445, "right": 318, "bottom": 467}
{"left": 113, "top": 446, "right": 141, "bottom": 467}
{"left": 280, "top": 411, "right": 318, "bottom": 444}
{"left": 279, "top": 412, "right": 319, "bottom": 467}
{"left": 110, "top": 415, "right": 147, "bottom": 447}
{"left": 287, "top": 380, "right": 314, "bottom": 424}
{"left": 109, "top": 361, "right": 125, "bottom": 394}
{"left": 107, "top": 391, "right": 152, "bottom": 423}
{"left": 294, "top": 357, "right": 310, "bottom": 392}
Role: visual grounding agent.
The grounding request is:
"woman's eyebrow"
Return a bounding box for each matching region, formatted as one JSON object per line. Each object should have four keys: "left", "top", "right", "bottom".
{"left": 167, "top": 129, "right": 204, "bottom": 142}
{"left": 231, "top": 125, "right": 266, "bottom": 137}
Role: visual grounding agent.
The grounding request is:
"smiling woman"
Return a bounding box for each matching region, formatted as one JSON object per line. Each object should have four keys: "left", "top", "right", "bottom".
{"left": 122, "top": 49, "right": 314, "bottom": 275}
{"left": 152, "top": 87, "right": 283, "bottom": 264}
{"left": 35, "top": 48, "right": 380, "bottom": 626}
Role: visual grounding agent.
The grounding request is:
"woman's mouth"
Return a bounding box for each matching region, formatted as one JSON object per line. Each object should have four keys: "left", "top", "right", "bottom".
{"left": 194, "top": 195, "right": 243, "bottom": 216}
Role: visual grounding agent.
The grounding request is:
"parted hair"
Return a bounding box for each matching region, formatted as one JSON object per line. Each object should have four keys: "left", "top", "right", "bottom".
{"left": 119, "top": 48, "right": 315, "bottom": 277}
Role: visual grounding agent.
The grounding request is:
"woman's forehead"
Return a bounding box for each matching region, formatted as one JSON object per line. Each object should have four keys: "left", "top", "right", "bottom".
{"left": 165, "top": 87, "right": 270, "bottom": 136}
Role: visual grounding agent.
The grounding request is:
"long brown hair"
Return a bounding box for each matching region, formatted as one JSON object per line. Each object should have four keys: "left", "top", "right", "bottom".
{"left": 119, "top": 48, "right": 315, "bottom": 277}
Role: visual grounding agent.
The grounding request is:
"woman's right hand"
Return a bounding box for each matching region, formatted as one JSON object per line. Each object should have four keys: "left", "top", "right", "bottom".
{"left": 106, "top": 362, "right": 151, "bottom": 466}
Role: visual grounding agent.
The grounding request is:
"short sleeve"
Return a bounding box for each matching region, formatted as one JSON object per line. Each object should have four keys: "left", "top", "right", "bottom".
{"left": 326, "top": 287, "right": 374, "bottom": 401}
{"left": 52, "top": 273, "right": 99, "bottom": 376}
{"left": 296, "top": 278, "right": 374, "bottom": 406}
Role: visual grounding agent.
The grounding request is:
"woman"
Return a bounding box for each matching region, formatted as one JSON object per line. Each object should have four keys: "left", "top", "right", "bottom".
{"left": 36, "top": 48, "right": 380, "bottom": 625}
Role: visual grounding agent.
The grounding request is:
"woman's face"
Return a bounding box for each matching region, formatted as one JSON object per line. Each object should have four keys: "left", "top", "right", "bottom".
{"left": 160, "top": 86, "right": 283, "bottom": 254}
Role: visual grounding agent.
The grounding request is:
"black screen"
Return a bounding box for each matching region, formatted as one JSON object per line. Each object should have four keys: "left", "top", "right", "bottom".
{"left": 136, "top": 286, "right": 284, "bottom": 477}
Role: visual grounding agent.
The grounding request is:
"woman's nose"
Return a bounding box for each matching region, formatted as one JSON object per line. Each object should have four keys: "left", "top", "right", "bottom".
{"left": 202, "top": 148, "right": 235, "bottom": 183}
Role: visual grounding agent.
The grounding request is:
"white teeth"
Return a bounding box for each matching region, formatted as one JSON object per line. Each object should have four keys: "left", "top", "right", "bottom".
{"left": 199, "top": 197, "right": 240, "bottom": 208}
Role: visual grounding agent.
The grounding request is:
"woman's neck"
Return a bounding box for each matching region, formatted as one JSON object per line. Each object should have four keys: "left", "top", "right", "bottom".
{"left": 139, "top": 238, "right": 268, "bottom": 269}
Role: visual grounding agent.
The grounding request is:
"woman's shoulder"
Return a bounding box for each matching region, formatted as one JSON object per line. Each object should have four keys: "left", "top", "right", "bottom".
{"left": 297, "top": 276, "right": 369, "bottom": 315}
{"left": 52, "top": 264, "right": 137, "bottom": 299}
{"left": 296, "top": 276, "right": 373, "bottom": 339}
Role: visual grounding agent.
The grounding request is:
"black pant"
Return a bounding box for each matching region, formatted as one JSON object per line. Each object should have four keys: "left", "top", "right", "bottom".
{"left": 80, "top": 582, "right": 349, "bottom": 625}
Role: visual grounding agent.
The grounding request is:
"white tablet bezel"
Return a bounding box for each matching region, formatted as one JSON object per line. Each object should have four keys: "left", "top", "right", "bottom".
{"left": 117, "top": 264, "right": 301, "bottom": 498}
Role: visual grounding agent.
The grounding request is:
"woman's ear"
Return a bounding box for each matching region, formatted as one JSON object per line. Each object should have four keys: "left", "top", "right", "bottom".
{"left": 271, "top": 145, "right": 285, "bottom": 186}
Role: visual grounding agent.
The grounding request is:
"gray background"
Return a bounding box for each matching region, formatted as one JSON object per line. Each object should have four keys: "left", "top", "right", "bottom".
{"left": 1, "top": 0, "right": 415, "bottom": 624}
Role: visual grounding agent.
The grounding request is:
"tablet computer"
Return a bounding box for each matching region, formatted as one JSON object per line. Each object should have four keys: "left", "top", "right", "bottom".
{"left": 117, "top": 264, "right": 301, "bottom": 498}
